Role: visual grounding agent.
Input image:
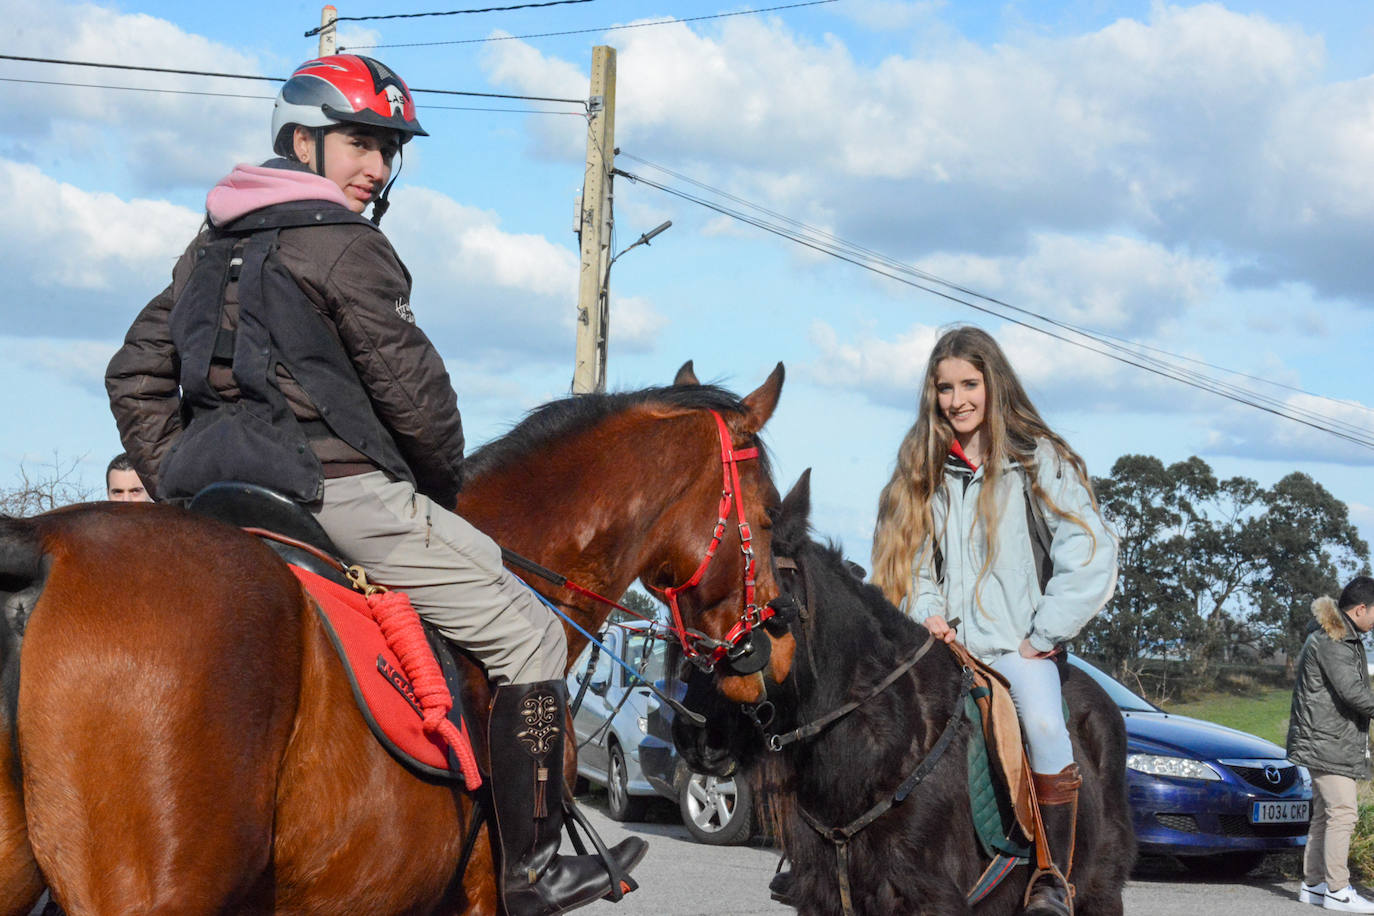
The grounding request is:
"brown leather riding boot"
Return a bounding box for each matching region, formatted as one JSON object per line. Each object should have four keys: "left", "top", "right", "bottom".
{"left": 489, "top": 680, "right": 649, "bottom": 916}
{"left": 1024, "top": 763, "right": 1082, "bottom": 916}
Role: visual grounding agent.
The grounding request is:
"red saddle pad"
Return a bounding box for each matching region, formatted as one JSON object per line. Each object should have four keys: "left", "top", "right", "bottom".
{"left": 290, "top": 565, "right": 480, "bottom": 786}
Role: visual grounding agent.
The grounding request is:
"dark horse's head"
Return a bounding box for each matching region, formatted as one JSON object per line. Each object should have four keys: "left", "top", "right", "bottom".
{"left": 670, "top": 469, "right": 895, "bottom": 777}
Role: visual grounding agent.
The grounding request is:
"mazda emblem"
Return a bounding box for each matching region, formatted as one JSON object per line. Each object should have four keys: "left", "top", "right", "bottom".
{"left": 1264, "top": 765, "right": 1281, "bottom": 784}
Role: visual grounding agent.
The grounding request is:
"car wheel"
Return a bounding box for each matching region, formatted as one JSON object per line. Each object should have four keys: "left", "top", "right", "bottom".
{"left": 606, "top": 743, "right": 648, "bottom": 822}
{"left": 1179, "top": 851, "right": 1266, "bottom": 878}
{"left": 678, "top": 767, "right": 753, "bottom": 845}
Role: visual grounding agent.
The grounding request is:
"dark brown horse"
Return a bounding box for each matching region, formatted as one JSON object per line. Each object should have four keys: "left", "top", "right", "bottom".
{"left": 670, "top": 473, "right": 1134, "bottom": 915}
{"left": 0, "top": 366, "right": 783, "bottom": 915}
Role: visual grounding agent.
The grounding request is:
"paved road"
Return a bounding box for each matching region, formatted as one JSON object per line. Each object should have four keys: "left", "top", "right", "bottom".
{"left": 568, "top": 791, "right": 1321, "bottom": 915}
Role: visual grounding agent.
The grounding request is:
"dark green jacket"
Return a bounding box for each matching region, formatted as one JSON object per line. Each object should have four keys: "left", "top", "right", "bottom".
{"left": 1286, "top": 598, "right": 1374, "bottom": 779}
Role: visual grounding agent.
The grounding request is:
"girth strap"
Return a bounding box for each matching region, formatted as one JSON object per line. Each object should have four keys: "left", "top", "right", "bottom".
{"left": 795, "top": 666, "right": 975, "bottom": 916}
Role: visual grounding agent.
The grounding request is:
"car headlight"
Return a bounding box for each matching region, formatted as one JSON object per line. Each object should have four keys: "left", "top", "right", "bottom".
{"left": 1127, "top": 753, "right": 1222, "bottom": 781}
{"left": 637, "top": 716, "right": 649, "bottom": 735}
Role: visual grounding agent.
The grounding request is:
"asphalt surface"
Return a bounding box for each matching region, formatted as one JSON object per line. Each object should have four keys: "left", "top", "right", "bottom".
{"left": 568, "top": 789, "right": 1328, "bottom": 915}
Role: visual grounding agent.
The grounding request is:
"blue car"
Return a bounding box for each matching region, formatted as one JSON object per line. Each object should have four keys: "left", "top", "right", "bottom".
{"left": 1070, "top": 655, "right": 1310, "bottom": 875}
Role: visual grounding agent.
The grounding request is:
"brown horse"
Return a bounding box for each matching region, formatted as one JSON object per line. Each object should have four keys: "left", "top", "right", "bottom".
{"left": 0, "top": 365, "right": 783, "bottom": 915}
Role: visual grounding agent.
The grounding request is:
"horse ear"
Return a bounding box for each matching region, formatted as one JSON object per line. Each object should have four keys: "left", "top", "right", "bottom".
{"left": 673, "top": 361, "right": 699, "bottom": 386}
{"left": 774, "top": 468, "right": 812, "bottom": 554}
{"left": 740, "top": 362, "right": 784, "bottom": 433}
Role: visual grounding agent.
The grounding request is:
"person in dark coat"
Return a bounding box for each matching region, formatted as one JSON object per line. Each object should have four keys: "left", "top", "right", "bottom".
{"left": 104, "top": 54, "right": 645, "bottom": 916}
{"left": 1287, "top": 576, "right": 1374, "bottom": 912}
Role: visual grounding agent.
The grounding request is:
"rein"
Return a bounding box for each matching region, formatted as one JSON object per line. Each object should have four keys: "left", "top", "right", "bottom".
{"left": 759, "top": 634, "right": 938, "bottom": 752}
{"left": 796, "top": 666, "right": 975, "bottom": 916}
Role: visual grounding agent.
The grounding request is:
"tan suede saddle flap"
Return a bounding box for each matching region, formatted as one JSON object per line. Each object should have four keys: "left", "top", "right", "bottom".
{"left": 946, "top": 641, "right": 1036, "bottom": 841}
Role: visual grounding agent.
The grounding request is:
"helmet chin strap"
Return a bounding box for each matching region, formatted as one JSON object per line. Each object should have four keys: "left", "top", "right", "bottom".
{"left": 310, "top": 127, "right": 327, "bottom": 177}
{"left": 370, "top": 146, "right": 403, "bottom": 227}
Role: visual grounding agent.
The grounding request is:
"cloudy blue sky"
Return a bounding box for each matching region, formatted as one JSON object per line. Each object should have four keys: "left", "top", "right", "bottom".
{"left": 1, "top": 0, "right": 1371, "bottom": 567}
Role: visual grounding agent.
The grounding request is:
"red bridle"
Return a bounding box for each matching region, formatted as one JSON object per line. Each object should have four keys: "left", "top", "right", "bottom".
{"left": 657, "top": 410, "right": 774, "bottom": 670}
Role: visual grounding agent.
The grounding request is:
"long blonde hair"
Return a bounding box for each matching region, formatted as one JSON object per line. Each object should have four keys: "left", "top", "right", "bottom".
{"left": 871, "top": 326, "right": 1097, "bottom": 608}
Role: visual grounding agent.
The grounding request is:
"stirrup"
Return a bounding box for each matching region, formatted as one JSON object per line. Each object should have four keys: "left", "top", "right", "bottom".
{"left": 562, "top": 797, "right": 639, "bottom": 902}
{"left": 1022, "top": 864, "right": 1074, "bottom": 915}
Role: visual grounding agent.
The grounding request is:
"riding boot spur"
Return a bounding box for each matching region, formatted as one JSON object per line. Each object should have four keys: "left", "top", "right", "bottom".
{"left": 489, "top": 679, "right": 649, "bottom": 916}
{"left": 1024, "top": 763, "right": 1082, "bottom": 916}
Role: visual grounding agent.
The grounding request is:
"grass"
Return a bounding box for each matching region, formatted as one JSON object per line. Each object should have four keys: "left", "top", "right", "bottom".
{"left": 1157, "top": 686, "right": 1294, "bottom": 748}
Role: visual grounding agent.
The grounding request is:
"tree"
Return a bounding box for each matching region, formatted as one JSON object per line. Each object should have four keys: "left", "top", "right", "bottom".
{"left": 611, "top": 587, "right": 662, "bottom": 625}
{"left": 1246, "top": 472, "right": 1371, "bottom": 671}
{"left": 0, "top": 452, "right": 96, "bottom": 517}
{"left": 1080, "top": 455, "right": 1189, "bottom": 683}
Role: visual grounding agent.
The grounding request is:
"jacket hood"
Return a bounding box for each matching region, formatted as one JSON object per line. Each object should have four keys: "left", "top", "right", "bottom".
{"left": 206, "top": 159, "right": 350, "bottom": 226}
{"left": 1314, "top": 595, "right": 1356, "bottom": 641}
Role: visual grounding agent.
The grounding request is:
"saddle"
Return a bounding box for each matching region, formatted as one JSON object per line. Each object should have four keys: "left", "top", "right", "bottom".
{"left": 187, "top": 481, "right": 481, "bottom": 785}
{"left": 945, "top": 641, "right": 1036, "bottom": 843}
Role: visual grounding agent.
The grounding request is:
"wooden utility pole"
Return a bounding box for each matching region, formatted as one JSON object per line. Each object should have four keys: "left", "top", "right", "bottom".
{"left": 572, "top": 46, "right": 616, "bottom": 394}
{"left": 319, "top": 6, "right": 338, "bottom": 56}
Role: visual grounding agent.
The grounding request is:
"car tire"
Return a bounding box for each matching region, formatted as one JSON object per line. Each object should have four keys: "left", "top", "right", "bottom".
{"left": 678, "top": 766, "right": 753, "bottom": 845}
{"left": 606, "top": 743, "right": 648, "bottom": 822}
{"left": 1179, "top": 851, "right": 1266, "bottom": 878}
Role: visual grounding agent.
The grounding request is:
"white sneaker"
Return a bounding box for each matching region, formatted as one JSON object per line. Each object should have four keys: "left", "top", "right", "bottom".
{"left": 1303, "top": 882, "right": 1329, "bottom": 905}
{"left": 1325, "top": 885, "right": 1374, "bottom": 913}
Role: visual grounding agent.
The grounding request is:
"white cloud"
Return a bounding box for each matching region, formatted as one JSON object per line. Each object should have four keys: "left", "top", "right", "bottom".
{"left": 1204, "top": 392, "right": 1374, "bottom": 466}
{"left": 481, "top": 4, "right": 1374, "bottom": 310}
{"left": 0, "top": 0, "right": 268, "bottom": 190}
{"left": 0, "top": 160, "right": 201, "bottom": 329}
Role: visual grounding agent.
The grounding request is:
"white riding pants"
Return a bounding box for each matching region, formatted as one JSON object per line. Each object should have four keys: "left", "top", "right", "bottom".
{"left": 990, "top": 652, "right": 1075, "bottom": 774}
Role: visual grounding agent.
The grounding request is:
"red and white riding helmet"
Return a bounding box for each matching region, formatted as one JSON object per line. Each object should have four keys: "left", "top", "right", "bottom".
{"left": 271, "top": 54, "right": 428, "bottom": 156}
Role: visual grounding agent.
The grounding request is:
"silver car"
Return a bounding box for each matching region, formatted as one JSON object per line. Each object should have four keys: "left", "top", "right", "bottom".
{"left": 567, "top": 621, "right": 756, "bottom": 844}
{"left": 567, "top": 621, "right": 665, "bottom": 821}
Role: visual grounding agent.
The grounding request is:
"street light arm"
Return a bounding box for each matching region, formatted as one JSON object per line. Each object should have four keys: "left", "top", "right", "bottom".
{"left": 613, "top": 220, "right": 673, "bottom": 263}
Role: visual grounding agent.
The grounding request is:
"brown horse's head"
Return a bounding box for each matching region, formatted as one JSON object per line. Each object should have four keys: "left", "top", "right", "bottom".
{"left": 456, "top": 362, "right": 788, "bottom": 688}
{"left": 642, "top": 362, "right": 794, "bottom": 703}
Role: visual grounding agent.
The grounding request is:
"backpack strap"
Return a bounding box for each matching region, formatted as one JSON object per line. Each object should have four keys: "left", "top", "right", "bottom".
{"left": 1022, "top": 470, "right": 1053, "bottom": 595}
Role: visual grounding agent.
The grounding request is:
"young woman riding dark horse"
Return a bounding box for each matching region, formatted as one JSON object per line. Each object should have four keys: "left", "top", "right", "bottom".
{"left": 0, "top": 364, "right": 785, "bottom": 915}
{"left": 671, "top": 472, "right": 1134, "bottom": 916}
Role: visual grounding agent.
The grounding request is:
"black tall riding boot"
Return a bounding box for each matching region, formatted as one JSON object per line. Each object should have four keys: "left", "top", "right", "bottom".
{"left": 490, "top": 679, "right": 649, "bottom": 916}
{"left": 1024, "top": 763, "right": 1081, "bottom": 916}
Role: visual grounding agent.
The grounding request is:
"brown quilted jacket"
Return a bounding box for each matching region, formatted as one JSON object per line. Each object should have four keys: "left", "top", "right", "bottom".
{"left": 105, "top": 213, "right": 465, "bottom": 505}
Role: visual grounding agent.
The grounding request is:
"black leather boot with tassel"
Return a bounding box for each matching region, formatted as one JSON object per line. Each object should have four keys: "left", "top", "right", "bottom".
{"left": 1024, "top": 763, "right": 1082, "bottom": 916}
{"left": 490, "top": 680, "right": 649, "bottom": 916}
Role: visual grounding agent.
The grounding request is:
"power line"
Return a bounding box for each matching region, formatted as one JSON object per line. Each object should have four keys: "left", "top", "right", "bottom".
{"left": 0, "top": 76, "right": 273, "bottom": 101}
{"left": 0, "top": 75, "right": 581, "bottom": 115}
{"left": 344, "top": 0, "right": 838, "bottom": 50}
{"left": 307, "top": 0, "right": 595, "bottom": 36}
{"left": 612, "top": 161, "right": 1374, "bottom": 451}
{"left": 617, "top": 152, "right": 1374, "bottom": 424}
{"left": 0, "top": 52, "right": 585, "bottom": 106}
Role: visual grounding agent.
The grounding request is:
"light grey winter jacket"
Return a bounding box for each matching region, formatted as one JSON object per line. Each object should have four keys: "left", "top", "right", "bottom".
{"left": 906, "top": 438, "right": 1118, "bottom": 664}
{"left": 1286, "top": 598, "right": 1374, "bottom": 779}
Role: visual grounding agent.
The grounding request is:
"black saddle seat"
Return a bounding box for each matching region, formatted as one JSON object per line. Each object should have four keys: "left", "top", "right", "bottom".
{"left": 188, "top": 481, "right": 349, "bottom": 586}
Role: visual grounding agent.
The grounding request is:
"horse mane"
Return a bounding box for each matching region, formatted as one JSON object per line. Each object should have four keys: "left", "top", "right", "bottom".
{"left": 463, "top": 383, "right": 764, "bottom": 482}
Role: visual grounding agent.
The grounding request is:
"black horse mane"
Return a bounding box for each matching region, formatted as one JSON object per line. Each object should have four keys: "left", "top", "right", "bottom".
{"left": 463, "top": 383, "right": 764, "bottom": 480}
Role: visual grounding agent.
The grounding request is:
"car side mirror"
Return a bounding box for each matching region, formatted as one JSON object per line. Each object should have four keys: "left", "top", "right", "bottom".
{"left": 589, "top": 676, "right": 610, "bottom": 694}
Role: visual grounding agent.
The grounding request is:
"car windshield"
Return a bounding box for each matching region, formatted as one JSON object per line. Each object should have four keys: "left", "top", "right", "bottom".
{"left": 1067, "top": 654, "right": 1159, "bottom": 712}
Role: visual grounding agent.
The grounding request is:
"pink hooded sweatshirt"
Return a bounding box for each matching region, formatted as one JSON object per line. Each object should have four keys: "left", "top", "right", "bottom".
{"left": 205, "top": 163, "right": 352, "bottom": 226}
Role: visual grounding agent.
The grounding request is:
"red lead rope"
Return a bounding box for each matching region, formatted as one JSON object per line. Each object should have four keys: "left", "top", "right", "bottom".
{"left": 659, "top": 411, "right": 772, "bottom": 668}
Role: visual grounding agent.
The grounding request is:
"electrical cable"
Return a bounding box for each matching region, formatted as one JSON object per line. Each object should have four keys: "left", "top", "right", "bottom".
{"left": 617, "top": 153, "right": 1374, "bottom": 428}
{"left": 344, "top": 0, "right": 838, "bottom": 50}
{"left": 0, "top": 76, "right": 273, "bottom": 100}
{"left": 612, "top": 164, "right": 1374, "bottom": 451}
{"left": 0, "top": 52, "right": 585, "bottom": 106}
{"left": 307, "top": 0, "right": 596, "bottom": 36}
